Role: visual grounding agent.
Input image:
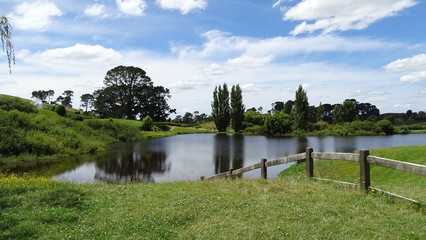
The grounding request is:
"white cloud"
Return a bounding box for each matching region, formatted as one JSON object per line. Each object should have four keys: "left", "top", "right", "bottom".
{"left": 240, "top": 83, "right": 261, "bottom": 93}
{"left": 8, "top": 0, "right": 63, "bottom": 31}
{"left": 32, "top": 44, "right": 122, "bottom": 66}
{"left": 202, "top": 63, "right": 228, "bottom": 75}
{"left": 277, "top": 0, "right": 418, "bottom": 35}
{"left": 116, "top": 0, "right": 147, "bottom": 16}
{"left": 384, "top": 54, "right": 426, "bottom": 83}
{"left": 384, "top": 54, "right": 426, "bottom": 72}
{"left": 84, "top": 4, "right": 106, "bottom": 17}
{"left": 227, "top": 55, "right": 274, "bottom": 68}
{"left": 175, "top": 30, "right": 401, "bottom": 60}
{"left": 420, "top": 89, "right": 426, "bottom": 94}
{"left": 394, "top": 104, "right": 412, "bottom": 109}
{"left": 168, "top": 75, "right": 209, "bottom": 90}
{"left": 156, "top": 0, "right": 207, "bottom": 14}
{"left": 400, "top": 71, "right": 426, "bottom": 83}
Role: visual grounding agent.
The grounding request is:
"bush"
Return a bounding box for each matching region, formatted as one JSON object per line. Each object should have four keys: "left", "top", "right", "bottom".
{"left": 243, "top": 111, "right": 265, "bottom": 127}
{"left": 243, "top": 125, "right": 265, "bottom": 135}
{"left": 264, "top": 112, "right": 292, "bottom": 136}
{"left": 140, "top": 116, "right": 154, "bottom": 131}
{"left": 377, "top": 119, "right": 394, "bottom": 135}
{"left": 313, "top": 121, "right": 329, "bottom": 131}
{"left": 55, "top": 105, "right": 66, "bottom": 116}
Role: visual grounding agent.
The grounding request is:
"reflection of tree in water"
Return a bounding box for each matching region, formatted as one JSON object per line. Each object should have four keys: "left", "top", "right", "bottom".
{"left": 214, "top": 134, "right": 244, "bottom": 175}
{"left": 95, "top": 142, "right": 169, "bottom": 183}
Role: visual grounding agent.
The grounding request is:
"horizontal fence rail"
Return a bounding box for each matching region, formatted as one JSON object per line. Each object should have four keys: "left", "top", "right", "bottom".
{"left": 201, "top": 147, "right": 426, "bottom": 204}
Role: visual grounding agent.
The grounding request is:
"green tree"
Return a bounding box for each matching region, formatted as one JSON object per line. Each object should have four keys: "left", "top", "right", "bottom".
{"left": 333, "top": 99, "right": 357, "bottom": 123}
{"left": 31, "top": 90, "right": 49, "bottom": 103}
{"left": 93, "top": 66, "right": 171, "bottom": 121}
{"left": 212, "top": 83, "right": 230, "bottom": 132}
{"left": 57, "top": 90, "right": 74, "bottom": 108}
{"left": 377, "top": 119, "right": 394, "bottom": 135}
{"left": 243, "top": 110, "right": 265, "bottom": 127}
{"left": 291, "top": 85, "right": 309, "bottom": 130}
{"left": 230, "top": 84, "right": 245, "bottom": 132}
{"left": 1, "top": 16, "right": 14, "bottom": 73}
{"left": 264, "top": 111, "right": 292, "bottom": 135}
{"left": 141, "top": 116, "right": 154, "bottom": 131}
{"left": 80, "top": 93, "right": 94, "bottom": 113}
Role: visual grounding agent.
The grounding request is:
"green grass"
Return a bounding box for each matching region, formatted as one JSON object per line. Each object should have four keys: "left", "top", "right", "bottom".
{"left": 1, "top": 173, "right": 425, "bottom": 240}
{"left": 141, "top": 126, "right": 216, "bottom": 139}
{"left": 281, "top": 145, "right": 426, "bottom": 202}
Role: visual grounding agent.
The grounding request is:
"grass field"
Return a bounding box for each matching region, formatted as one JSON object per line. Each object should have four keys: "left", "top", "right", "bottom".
{"left": 1, "top": 145, "right": 426, "bottom": 239}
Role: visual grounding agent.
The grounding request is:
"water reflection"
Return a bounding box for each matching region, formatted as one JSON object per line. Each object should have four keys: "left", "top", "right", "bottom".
{"left": 213, "top": 134, "right": 245, "bottom": 175}
{"left": 95, "top": 141, "right": 169, "bottom": 183}
{"left": 12, "top": 133, "right": 426, "bottom": 184}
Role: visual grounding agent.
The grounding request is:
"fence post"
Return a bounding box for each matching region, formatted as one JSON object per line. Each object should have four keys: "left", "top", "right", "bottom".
{"left": 359, "top": 150, "right": 370, "bottom": 192}
{"left": 306, "top": 147, "right": 314, "bottom": 177}
{"left": 227, "top": 168, "right": 234, "bottom": 180}
{"left": 261, "top": 158, "right": 267, "bottom": 179}
{"left": 200, "top": 176, "right": 205, "bottom": 181}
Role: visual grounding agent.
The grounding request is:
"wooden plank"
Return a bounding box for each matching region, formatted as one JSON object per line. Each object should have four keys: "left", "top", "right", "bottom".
{"left": 232, "top": 162, "right": 262, "bottom": 175}
{"left": 205, "top": 171, "right": 228, "bottom": 180}
{"left": 266, "top": 153, "right": 306, "bottom": 167}
{"left": 369, "top": 187, "right": 420, "bottom": 205}
{"left": 367, "top": 156, "right": 426, "bottom": 176}
{"left": 313, "top": 177, "right": 358, "bottom": 187}
{"left": 261, "top": 159, "right": 267, "bottom": 179}
{"left": 312, "top": 152, "right": 359, "bottom": 162}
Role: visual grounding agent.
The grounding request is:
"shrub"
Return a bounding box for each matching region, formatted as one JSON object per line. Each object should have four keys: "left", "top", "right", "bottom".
{"left": 264, "top": 112, "right": 292, "bottom": 135}
{"left": 313, "top": 121, "right": 329, "bottom": 131}
{"left": 55, "top": 105, "right": 66, "bottom": 116}
{"left": 140, "top": 116, "right": 154, "bottom": 131}
{"left": 243, "top": 111, "right": 265, "bottom": 127}
{"left": 243, "top": 125, "right": 265, "bottom": 135}
{"left": 377, "top": 119, "right": 395, "bottom": 135}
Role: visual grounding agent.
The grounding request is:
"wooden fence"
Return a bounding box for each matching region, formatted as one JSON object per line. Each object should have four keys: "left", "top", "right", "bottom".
{"left": 201, "top": 147, "right": 426, "bottom": 204}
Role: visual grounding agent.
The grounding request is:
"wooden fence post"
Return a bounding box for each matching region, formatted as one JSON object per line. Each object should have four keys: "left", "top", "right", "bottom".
{"left": 306, "top": 147, "right": 314, "bottom": 177}
{"left": 227, "top": 168, "right": 234, "bottom": 179}
{"left": 261, "top": 158, "right": 267, "bottom": 179}
{"left": 359, "top": 150, "right": 370, "bottom": 192}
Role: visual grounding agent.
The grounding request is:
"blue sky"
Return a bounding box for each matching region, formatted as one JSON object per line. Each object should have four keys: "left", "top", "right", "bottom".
{"left": 1, "top": 0, "right": 426, "bottom": 115}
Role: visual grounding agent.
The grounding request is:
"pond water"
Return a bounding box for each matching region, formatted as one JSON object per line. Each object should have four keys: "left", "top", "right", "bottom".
{"left": 22, "top": 133, "right": 426, "bottom": 183}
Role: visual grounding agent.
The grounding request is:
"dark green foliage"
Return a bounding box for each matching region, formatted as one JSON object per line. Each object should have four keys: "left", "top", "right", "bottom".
{"left": 0, "top": 95, "right": 37, "bottom": 113}
{"left": 291, "top": 85, "right": 309, "bottom": 130}
{"left": 264, "top": 111, "right": 292, "bottom": 135}
{"left": 230, "top": 84, "right": 245, "bottom": 132}
{"left": 55, "top": 105, "right": 66, "bottom": 116}
{"left": 377, "top": 119, "right": 395, "bottom": 135}
{"left": 333, "top": 99, "right": 357, "bottom": 123}
{"left": 243, "top": 110, "right": 265, "bottom": 127}
{"left": 243, "top": 125, "right": 265, "bottom": 135}
{"left": 141, "top": 116, "right": 154, "bottom": 131}
{"left": 211, "top": 83, "right": 230, "bottom": 132}
{"left": 56, "top": 90, "right": 73, "bottom": 108}
{"left": 93, "top": 66, "right": 171, "bottom": 121}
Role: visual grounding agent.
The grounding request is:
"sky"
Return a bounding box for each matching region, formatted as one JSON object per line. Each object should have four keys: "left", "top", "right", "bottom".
{"left": 1, "top": 0, "right": 426, "bottom": 115}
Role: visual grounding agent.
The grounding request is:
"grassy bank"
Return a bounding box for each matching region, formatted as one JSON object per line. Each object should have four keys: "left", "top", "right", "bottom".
{"left": 1, "top": 174, "right": 425, "bottom": 240}
{"left": 1, "top": 145, "right": 426, "bottom": 239}
{"left": 281, "top": 145, "right": 426, "bottom": 202}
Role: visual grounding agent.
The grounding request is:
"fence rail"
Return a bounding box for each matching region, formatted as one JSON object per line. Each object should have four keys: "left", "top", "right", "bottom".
{"left": 202, "top": 147, "right": 426, "bottom": 204}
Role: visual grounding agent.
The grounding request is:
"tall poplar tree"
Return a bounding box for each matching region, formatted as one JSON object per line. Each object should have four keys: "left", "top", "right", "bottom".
{"left": 292, "top": 85, "right": 309, "bottom": 130}
{"left": 212, "top": 83, "right": 230, "bottom": 132}
{"left": 230, "top": 84, "right": 245, "bottom": 133}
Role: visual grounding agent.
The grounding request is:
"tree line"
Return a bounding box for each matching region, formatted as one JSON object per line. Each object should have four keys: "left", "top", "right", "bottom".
{"left": 211, "top": 84, "right": 400, "bottom": 135}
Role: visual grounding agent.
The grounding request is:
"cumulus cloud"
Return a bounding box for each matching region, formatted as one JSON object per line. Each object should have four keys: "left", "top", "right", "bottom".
{"left": 34, "top": 44, "right": 122, "bottom": 65}
{"left": 394, "top": 104, "right": 412, "bottom": 109}
{"left": 156, "top": 0, "right": 208, "bottom": 14}
{"left": 384, "top": 54, "right": 426, "bottom": 83}
{"left": 116, "top": 0, "right": 147, "bottom": 16}
{"left": 202, "top": 63, "right": 228, "bottom": 75}
{"left": 8, "top": 0, "right": 63, "bottom": 31}
{"left": 84, "top": 4, "right": 106, "bottom": 17}
{"left": 275, "top": 0, "right": 417, "bottom": 35}
{"left": 240, "top": 83, "right": 261, "bottom": 93}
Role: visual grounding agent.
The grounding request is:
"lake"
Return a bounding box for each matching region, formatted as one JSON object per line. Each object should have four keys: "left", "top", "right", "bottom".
{"left": 37, "top": 133, "right": 426, "bottom": 184}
